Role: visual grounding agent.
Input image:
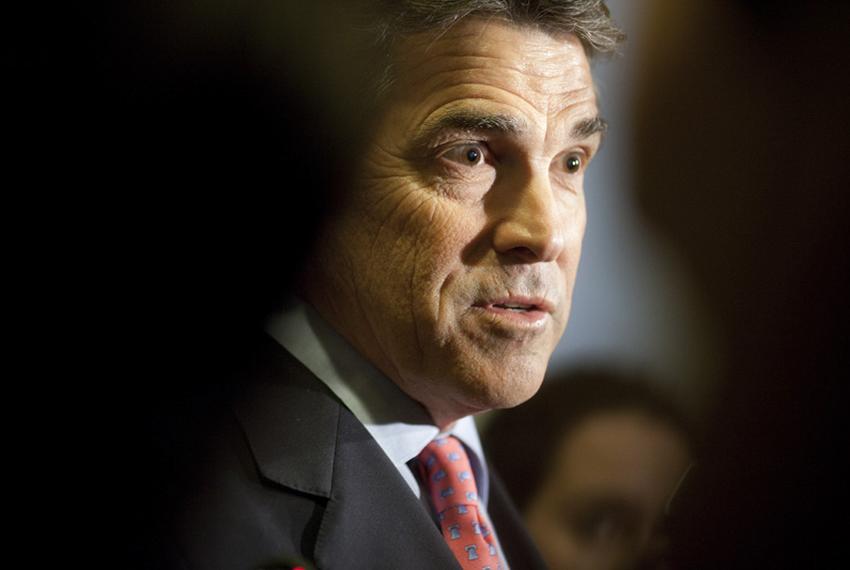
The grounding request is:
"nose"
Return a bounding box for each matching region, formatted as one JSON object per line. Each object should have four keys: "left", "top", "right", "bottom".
{"left": 492, "top": 174, "right": 566, "bottom": 263}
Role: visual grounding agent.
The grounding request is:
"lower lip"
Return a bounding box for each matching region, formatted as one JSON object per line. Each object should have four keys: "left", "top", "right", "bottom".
{"left": 472, "top": 304, "right": 550, "bottom": 330}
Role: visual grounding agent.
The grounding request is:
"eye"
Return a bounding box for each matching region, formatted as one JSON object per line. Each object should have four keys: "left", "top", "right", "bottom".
{"left": 441, "top": 143, "right": 487, "bottom": 167}
{"left": 564, "top": 153, "right": 583, "bottom": 174}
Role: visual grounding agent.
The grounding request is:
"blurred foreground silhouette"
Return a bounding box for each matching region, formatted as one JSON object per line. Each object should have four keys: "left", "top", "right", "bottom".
{"left": 633, "top": 1, "right": 850, "bottom": 568}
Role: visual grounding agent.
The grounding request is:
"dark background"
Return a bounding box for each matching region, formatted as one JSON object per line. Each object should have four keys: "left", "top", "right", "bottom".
{"left": 7, "top": 2, "right": 369, "bottom": 563}
{"left": 633, "top": 1, "right": 850, "bottom": 568}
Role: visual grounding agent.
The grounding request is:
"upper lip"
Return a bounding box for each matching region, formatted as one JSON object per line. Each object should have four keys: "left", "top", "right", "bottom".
{"left": 473, "top": 296, "right": 555, "bottom": 313}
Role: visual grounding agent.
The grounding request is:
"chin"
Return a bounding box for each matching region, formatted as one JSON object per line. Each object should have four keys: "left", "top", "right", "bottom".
{"left": 415, "top": 361, "right": 546, "bottom": 427}
{"left": 461, "top": 359, "right": 547, "bottom": 412}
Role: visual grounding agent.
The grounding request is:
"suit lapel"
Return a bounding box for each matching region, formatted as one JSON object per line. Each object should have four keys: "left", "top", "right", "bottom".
{"left": 235, "top": 336, "right": 337, "bottom": 499}
{"left": 315, "top": 407, "right": 459, "bottom": 569}
{"left": 236, "top": 337, "right": 458, "bottom": 569}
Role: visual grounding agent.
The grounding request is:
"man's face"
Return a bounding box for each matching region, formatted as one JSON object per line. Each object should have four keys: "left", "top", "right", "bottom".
{"left": 310, "top": 19, "right": 601, "bottom": 426}
{"left": 524, "top": 412, "right": 691, "bottom": 570}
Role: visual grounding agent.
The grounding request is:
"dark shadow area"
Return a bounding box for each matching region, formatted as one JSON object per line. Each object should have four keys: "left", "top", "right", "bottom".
{"left": 7, "top": 1, "right": 376, "bottom": 563}
{"left": 633, "top": 1, "right": 850, "bottom": 567}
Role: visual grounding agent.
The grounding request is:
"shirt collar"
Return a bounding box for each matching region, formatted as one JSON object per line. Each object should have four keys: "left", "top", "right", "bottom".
{"left": 266, "top": 297, "right": 488, "bottom": 500}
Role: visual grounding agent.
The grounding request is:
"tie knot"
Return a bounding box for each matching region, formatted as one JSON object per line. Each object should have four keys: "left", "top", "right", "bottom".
{"left": 417, "top": 436, "right": 480, "bottom": 510}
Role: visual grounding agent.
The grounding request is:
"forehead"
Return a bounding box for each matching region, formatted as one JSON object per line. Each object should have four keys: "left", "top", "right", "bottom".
{"left": 388, "top": 18, "right": 597, "bottom": 141}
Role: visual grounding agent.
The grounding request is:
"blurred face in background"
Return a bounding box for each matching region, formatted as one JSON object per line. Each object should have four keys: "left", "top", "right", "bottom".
{"left": 307, "top": 18, "right": 602, "bottom": 427}
{"left": 525, "top": 411, "right": 691, "bottom": 570}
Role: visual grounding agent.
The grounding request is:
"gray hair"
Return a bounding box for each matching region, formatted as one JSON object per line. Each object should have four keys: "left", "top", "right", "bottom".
{"left": 360, "top": 0, "right": 624, "bottom": 95}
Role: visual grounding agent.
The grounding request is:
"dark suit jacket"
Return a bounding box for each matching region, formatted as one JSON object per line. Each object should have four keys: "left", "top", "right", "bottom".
{"left": 172, "top": 335, "right": 545, "bottom": 569}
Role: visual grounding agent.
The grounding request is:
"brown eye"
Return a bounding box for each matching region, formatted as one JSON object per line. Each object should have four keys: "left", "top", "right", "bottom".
{"left": 565, "top": 154, "right": 582, "bottom": 173}
{"left": 442, "top": 144, "right": 486, "bottom": 166}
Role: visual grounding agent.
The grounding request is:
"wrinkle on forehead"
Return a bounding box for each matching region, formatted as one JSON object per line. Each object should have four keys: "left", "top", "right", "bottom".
{"left": 398, "top": 20, "right": 590, "bottom": 83}
{"left": 391, "top": 18, "right": 596, "bottom": 134}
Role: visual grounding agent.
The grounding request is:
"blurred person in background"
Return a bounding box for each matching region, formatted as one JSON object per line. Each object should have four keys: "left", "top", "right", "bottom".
{"left": 485, "top": 369, "right": 693, "bottom": 570}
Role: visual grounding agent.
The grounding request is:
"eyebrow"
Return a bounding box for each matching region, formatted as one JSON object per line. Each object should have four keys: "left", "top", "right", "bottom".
{"left": 572, "top": 115, "right": 608, "bottom": 141}
{"left": 411, "top": 110, "right": 527, "bottom": 154}
{"left": 410, "top": 110, "right": 607, "bottom": 155}
{"left": 425, "top": 110, "right": 527, "bottom": 136}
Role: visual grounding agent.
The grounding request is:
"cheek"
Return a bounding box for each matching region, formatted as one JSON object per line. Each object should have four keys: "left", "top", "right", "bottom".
{"left": 557, "top": 197, "right": 587, "bottom": 285}
{"left": 409, "top": 202, "right": 484, "bottom": 318}
{"left": 362, "top": 192, "right": 477, "bottom": 315}
{"left": 561, "top": 193, "right": 587, "bottom": 245}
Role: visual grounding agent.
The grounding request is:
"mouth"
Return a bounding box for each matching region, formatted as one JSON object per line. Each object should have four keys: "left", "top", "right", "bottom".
{"left": 474, "top": 296, "right": 554, "bottom": 314}
{"left": 491, "top": 302, "right": 541, "bottom": 312}
{"left": 471, "top": 296, "right": 554, "bottom": 330}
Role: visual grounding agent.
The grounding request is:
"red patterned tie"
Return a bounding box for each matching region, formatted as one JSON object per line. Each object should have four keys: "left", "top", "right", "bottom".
{"left": 417, "top": 436, "right": 502, "bottom": 569}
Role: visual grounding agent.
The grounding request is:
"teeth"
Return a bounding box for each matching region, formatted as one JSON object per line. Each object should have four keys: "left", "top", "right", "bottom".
{"left": 495, "top": 303, "right": 530, "bottom": 310}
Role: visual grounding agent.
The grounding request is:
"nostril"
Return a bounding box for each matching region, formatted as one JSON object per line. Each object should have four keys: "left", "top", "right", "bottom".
{"left": 493, "top": 218, "right": 563, "bottom": 262}
{"left": 511, "top": 245, "right": 545, "bottom": 263}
